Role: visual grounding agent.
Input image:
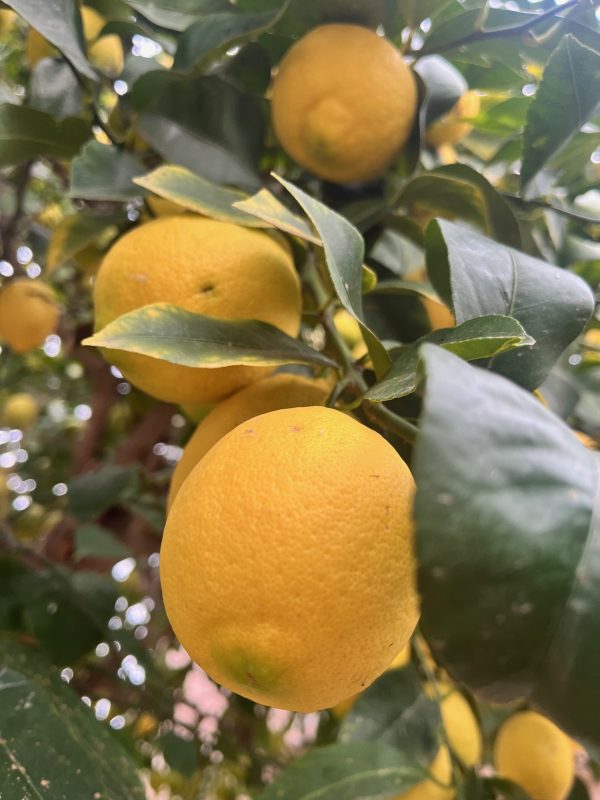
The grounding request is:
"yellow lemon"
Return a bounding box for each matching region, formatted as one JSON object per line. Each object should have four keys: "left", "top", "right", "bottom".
{"left": 161, "top": 406, "right": 418, "bottom": 711}
{"left": 146, "top": 196, "right": 187, "bottom": 217}
{"left": 334, "top": 309, "right": 362, "bottom": 348}
{"left": 394, "top": 747, "right": 454, "bottom": 800}
{"left": 2, "top": 393, "right": 39, "bottom": 429}
{"left": 93, "top": 216, "right": 302, "bottom": 404}
{"left": 0, "top": 280, "right": 60, "bottom": 353}
{"left": 437, "top": 685, "right": 482, "bottom": 767}
{"left": 494, "top": 711, "right": 574, "bottom": 800}
{"left": 271, "top": 24, "right": 417, "bottom": 184}
{"left": 426, "top": 91, "right": 481, "bottom": 148}
{"left": 0, "top": 10, "right": 16, "bottom": 35}
{"left": 168, "top": 373, "right": 331, "bottom": 509}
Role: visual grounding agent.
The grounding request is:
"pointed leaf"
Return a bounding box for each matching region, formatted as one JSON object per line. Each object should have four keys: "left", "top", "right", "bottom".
{"left": 425, "top": 219, "right": 594, "bottom": 390}
{"left": 134, "top": 165, "right": 265, "bottom": 226}
{"left": 0, "top": 104, "right": 90, "bottom": 168}
{"left": 366, "top": 315, "right": 534, "bottom": 402}
{"left": 122, "top": 0, "right": 232, "bottom": 31}
{"left": 258, "top": 742, "right": 425, "bottom": 800}
{"left": 234, "top": 187, "right": 320, "bottom": 243}
{"left": 0, "top": 640, "right": 145, "bottom": 799}
{"left": 414, "top": 345, "right": 600, "bottom": 747}
{"left": 5, "top": 0, "right": 97, "bottom": 79}
{"left": 84, "top": 303, "right": 337, "bottom": 370}
{"left": 70, "top": 141, "right": 146, "bottom": 202}
{"left": 521, "top": 36, "right": 600, "bottom": 189}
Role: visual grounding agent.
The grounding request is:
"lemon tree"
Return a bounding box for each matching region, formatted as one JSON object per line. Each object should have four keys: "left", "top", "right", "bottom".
{"left": 0, "top": 1, "right": 600, "bottom": 799}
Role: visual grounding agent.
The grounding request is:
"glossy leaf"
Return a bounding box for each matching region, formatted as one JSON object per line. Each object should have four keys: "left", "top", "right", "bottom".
{"left": 275, "top": 175, "right": 391, "bottom": 378}
{"left": 339, "top": 666, "right": 439, "bottom": 767}
{"left": 521, "top": 36, "right": 600, "bottom": 190}
{"left": 29, "top": 59, "right": 84, "bottom": 120}
{"left": 413, "top": 345, "right": 600, "bottom": 746}
{"left": 68, "top": 464, "right": 141, "bottom": 521}
{"left": 84, "top": 303, "right": 337, "bottom": 369}
{"left": 133, "top": 72, "right": 265, "bottom": 190}
{"left": 366, "top": 315, "right": 534, "bottom": 402}
{"left": 0, "top": 640, "right": 145, "bottom": 799}
{"left": 0, "top": 104, "right": 89, "bottom": 168}
{"left": 47, "top": 212, "right": 123, "bottom": 273}
{"left": 234, "top": 187, "right": 320, "bottom": 243}
{"left": 425, "top": 219, "right": 594, "bottom": 390}
{"left": 134, "top": 165, "right": 265, "bottom": 226}
{"left": 123, "top": 0, "right": 232, "bottom": 31}
{"left": 5, "top": 0, "right": 96, "bottom": 79}
{"left": 414, "top": 55, "right": 467, "bottom": 126}
{"left": 70, "top": 141, "right": 145, "bottom": 202}
{"left": 174, "top": 6, "right": 283, "bottom": 70}
{"left": 259, "top": 742, "right": 425, "bottom": 800}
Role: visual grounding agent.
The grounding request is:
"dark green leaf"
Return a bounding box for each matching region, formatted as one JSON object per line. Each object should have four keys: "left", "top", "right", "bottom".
{"left": 5, "top": 0, "right": 96, "bottom": 79}
{"left": 426, "top": 219, "right": 594, "bottom": 390}
{"left": 0, "top": 640, "right": 145, "bottom": 799}
{"left": 414, "top": 345, "right": 600, "bottom": 747}
{"left": 18, "top": 568, "right": 117, "bottom": 662}
{"left": 366, "top": 315, "right": 534, "bottom": 402}
{"left": 339, "top": 666, "right": 439, "bottom": 767}
{"left": 259, "top": 742, "right": 425, "bottom": 800}
{"left": 70, "top": 141, "right": 145, "bottom": 202}
{"left": 123, "top": 0, "right": 232, "bottom": 31}
{"left": 275, "top": 175, "right": 391, "bottom": 379}
{"left": 219, "top": 41, "right": 273, "bottom": 94}
{"left": 67, "top": 464, "right": 141, "bottom": 521}
{"left": 133, "top": 72, "right": 265, "bottom": 190}
{"left": 0, "top": 104, "right": 90, "bottom": 168}
{"left": 74, "top": 523, "right": 132, "bottom": 561}
{"left": 84, "top": 303, "right": 337, "bottom": 369}
{"left": 174, "top": 6, "right": 283, "bottom": 71}
{"left": 521, "top": 36, "right": 600, "bottom": 189}
{"left": 29, "top": 59, "right": 84, "bottom": 120}
{"left": 160, "top": 731, "right": 199, "bottom": 777}
{"left": 0, "top": 556, "right": 28, "bottom": 631}
{"left": 134, "top": 165, "right": 265, "bottom": 226}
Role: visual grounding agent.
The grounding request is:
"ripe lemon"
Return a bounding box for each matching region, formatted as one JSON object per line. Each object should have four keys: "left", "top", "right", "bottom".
{"left": 494, "top": 711, "right": 574, "bottom": 800}
{"left": 271, "top": 24, "right": 417, "bottom": 184}
{"left": 395, "top": 747, "right": 453, "bottom": 800}
{"left": 167, "top": 373, "right": 331, "bottom": 509}
{"left": 27, "top": 7, "right": 123, "bottom": 75}
{"left": 0, "top": 9, "right": 16, "bottom": 35}
{"left": 93, "top": 216, "right": 302, "bottom": 404}
{"left": 2, "top": 393, "right": 39, "bottom": 429}
{"left": 426, "top": 91, "right": 481, "bottom": 148}
{"left": 0, "top": 279, "right": 60, "bottom": 353}
{"left": 161, "top": 406, "right": 418, "bottom": 711}
{"left": 436, "top": 684, "right": 482, "bottom": 767}
{"left": 334, "top": 309, "right": 362, "bottom": 348}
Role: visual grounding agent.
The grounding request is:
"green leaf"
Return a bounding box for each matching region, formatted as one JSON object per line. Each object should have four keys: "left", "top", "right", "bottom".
{"left": 0, "top": 557, "right": 28, "bottom": 631}
{"left": 366, "top": 315, "right": 534, "bottom": 402}
{"left": 274, "top": 175, "right": 391, "bottom": 379}
{"left": 84, "top": 303, "right": 337, "bottom": 369}
{"left": 122, "top": 0, "right": 232, "bottom": 31}
{"left": 339, "top": 666, "right": 439, "bottom": 767}
{"left": 132, "top": 72, "right": 265, "bottom": 190}
{"left": 134, "top": 165, "right": 265, "bottom": 226}
{"left": 426, "top": 219, "right": 594, "bottom": 390}
{"left": 258, "top": 742, "right": 425, "bottom": 800}
{"left": 18, "top": 568, "right": 117, "bottom": 663}
{"left": 413, "top": 345, "right": 600, "bottom": 747}
{"left": 0, "top": 640, "right": 145, "bottom": 799}
{"left": 174, "top": 6, "right": 283, "bottom": 71}
{"left": 70, "top": 141, "right": 145, "bottom": 202}
{"left": 414, "top": 55, "right": 468, "bottom": 126}
{"left": 46, "top": 211, "right": 123, "bottom": 274}
{"left": 0, "top": 104, "right": 90, "bottom": 168}
{"left": 74, "top": 523, "right": 132, "bottom": 561}
{"left": 399, "top": 165, "right": 521, "bottom": 248}
{"left": 5, "top": 0, "right": 97, "bottom": 79}
{"left": 67, "top": 464, "right": 141, "bottom": 521}
{"left": 234, "top": 187, "right": 320, "bottom": 244}
{"left": 29, "top": 59, "right": 84, "bottom": 120}
{"left": 521, "top": 36, "right": 600, "bottom": 190}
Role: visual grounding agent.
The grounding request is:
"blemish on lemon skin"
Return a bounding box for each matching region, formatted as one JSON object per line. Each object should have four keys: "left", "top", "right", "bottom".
{"left": 289, "top": 425, "right": 302, "bottom": 432}
{"left": 132, "top": 273, "right": 148, "bottom": 283}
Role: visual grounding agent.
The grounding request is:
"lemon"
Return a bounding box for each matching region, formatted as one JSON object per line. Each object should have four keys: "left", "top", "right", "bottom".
{"left": 334, "top": 309, "right": 362, "bottom": 348}
{"left": 271, "top": 24, "right": 417, "bottom": 184}
{"left": 0, "top": 9, "right": 16, "bottom": 35}
{"left": 395, "top": 747, "right": 453, "bottom": 800}
{"left": 0, "top": 279, "right": 60, "bottom": 353}
{"left": 168, "top": 373, "right": 331, "bottom": 509}
{"left": 93, "top": 216, "right": 302, "bottom": 404}
{"left": 146, "top": 196, "right": 187, "bottom": 217}
{"left": 426, "top": 91, "right": 481, "bottom": 148}
{"left": 161, "top": 406, "right": 418, "bottom": 711}
{"left": 494, "top": 711, "right": 574, "bottom": 800}
{"left": 27, "top": 7, "right": 123, "bottom": 75}
{"left": 2, "top": 393, "right": 39, "bottom": 429}
{"left": 436, "top": 684, "right": 482, "bottom": 767}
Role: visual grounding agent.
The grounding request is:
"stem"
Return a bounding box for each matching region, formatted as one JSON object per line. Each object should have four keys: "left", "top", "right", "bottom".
{"left": 416, "top": 0, "right": 583, "bottom": 56}
{"left": 362, "top": 401, "right": 419, "bottom": 446}
{"left": 503, "top": 193, "right": 600, "bottom": 224}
